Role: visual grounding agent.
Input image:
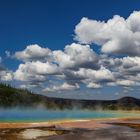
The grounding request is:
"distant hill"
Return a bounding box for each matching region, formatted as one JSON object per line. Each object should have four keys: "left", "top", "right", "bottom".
{"left": 0, "top": 83, "right": 140, "bottom": 110}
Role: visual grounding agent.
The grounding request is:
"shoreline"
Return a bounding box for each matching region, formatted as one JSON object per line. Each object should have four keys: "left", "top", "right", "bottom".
{"left": 0, "top": 117, "right": 140, "bottom": 129}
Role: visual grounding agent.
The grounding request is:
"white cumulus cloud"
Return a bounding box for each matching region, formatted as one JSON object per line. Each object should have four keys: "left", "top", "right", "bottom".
{"left": 43, "top": 82, "right": 79, "bottom": 93}
{"left": 15, "top": 44, "right": 51, "bottom": 62}
{"left": 75, "top": 11, "right": 140, "bottom": 56}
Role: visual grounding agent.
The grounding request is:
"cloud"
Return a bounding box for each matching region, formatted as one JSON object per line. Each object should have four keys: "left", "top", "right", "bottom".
{"left": 53, "top": 43, "right": 99, "bottom": 70}
{"left": 19, "top": 84, "right": 38, "bottom": 89}
{"left": 12, "top": 42, "right": 140, "bottom": 93}
{"left": 103, "top": 56, "right": 140, "bottom": 87}
{"left": 15, "top": 44, "right": 51, "bottom": 62}
{"left": 5, "top": 11, "right": 140, "bottom": 93}
{"left": 99, "top": 56, "right": 140, "bottom": 76}
{"left": 116, "top": 80, "right": 140, "bottom": 87}
{"left": 86, "top": 82, "right": 102, "bottom": 89}
{"left": 0, "top": 71, "right": 13, "bottom": 81}
{"left": 0, "top": 56, "right": 13, "bottom": 81}
{"left": 43, "top": 82, "right": 79, "bottom": 93}
{"left": 5, "top": 51, "right": 11, "bottom": 57}
{"left": 127, "top": 11, "right": 140, "bottom": 32}
{"left": 112, "top": 56, "right": 140, "bottom": 80}
{"left": 14, "top": 61, "right": 60, "bottom": 81}
{"left": 67, "top": 66, "right": 114, "bottom": 83}
{"left": 13, "top": 43, "right": 100, "bottom": 91}
{"left": 121, "top": 56, "right": 140, "bottom": 73}
{"left": 75, "top": 11, "right": 140, "bottom": 56}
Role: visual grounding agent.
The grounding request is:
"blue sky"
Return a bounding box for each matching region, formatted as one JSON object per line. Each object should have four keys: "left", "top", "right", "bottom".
{"left": 1, "top": 0, "right": 140, "bottom": 59}
{"left": 1, "top": 0, "right": 140, "bottom": 99}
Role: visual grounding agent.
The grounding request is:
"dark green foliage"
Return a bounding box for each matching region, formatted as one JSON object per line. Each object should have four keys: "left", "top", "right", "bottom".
{"left": 0, "top": 83, "right": 46, "bottom": 108}
{"left": 0, "top": 83, "right": 140, "bottom": 110}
